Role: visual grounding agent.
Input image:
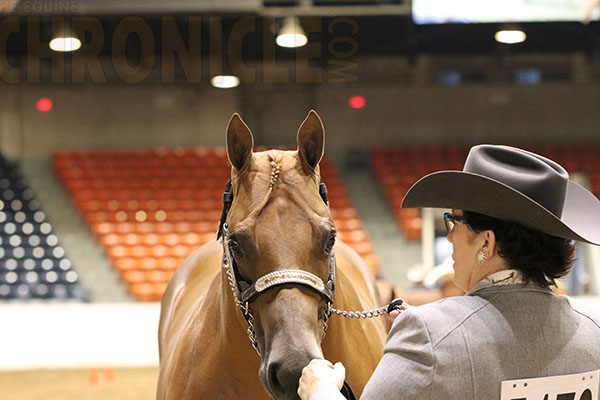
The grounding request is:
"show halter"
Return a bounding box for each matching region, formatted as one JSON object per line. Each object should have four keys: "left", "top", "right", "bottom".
{"left": 217, "top": 168, "right": 402, "bottom": 356}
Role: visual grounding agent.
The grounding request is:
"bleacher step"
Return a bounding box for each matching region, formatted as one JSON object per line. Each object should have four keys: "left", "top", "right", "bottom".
{"left": 338, "top": 167, "right": 422, "bottom": 290}
{"left": 22, "top": 158, "right": 131, "bottom": 302}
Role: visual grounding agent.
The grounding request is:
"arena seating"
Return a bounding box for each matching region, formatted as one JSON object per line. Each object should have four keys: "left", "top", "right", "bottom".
{"left": 372, "top": 143, "right": 600, "bottom": 241}
{"left": 53, "top": 148, "right": 379, "bottom": 302}
{"left": 0, "top": 155, "right": 86, "bottom": 301}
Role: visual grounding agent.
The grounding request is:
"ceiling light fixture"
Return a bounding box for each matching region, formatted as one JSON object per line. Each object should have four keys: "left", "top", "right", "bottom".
{"left": 276, "top": 16, "right": 308, "bottom": 48}
{"left": 494, "top": 29, "right": 526, "bottom": 44}
{"left": 49, "top": 37, "right": 81, "bottom": 52}
{"left": 210, "top": 75, "right": 240, "bottom": 89}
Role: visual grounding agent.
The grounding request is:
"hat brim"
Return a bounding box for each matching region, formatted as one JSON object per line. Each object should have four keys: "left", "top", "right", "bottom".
{"left": 401, "top": 171, "right": 600, "bottom": 245}
{"left": 423, "top": 259, "right": 455, "bottom": 289}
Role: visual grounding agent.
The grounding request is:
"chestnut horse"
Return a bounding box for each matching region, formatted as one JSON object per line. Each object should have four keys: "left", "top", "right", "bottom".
{"left": 157, "top": 111, "right": 386, "bottom": 400}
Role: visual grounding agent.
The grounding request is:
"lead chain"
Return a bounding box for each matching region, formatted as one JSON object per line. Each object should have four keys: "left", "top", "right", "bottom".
{"left": 223, "top": 251, "right": 262, "bottom": 356}
{"left": 246, "top": 310, "right": 261, "bottom": 355}
{"left": 330, "top": 305, "right": 389, "bottom": 319}
{"left": 223, "top": 257, "right": 242, "bottom": 305}
{"left": 321, "top": 304, "right": 331, "bottom": 339}
{"left": 223, "top": 238, "right": 397, "bottom": 356}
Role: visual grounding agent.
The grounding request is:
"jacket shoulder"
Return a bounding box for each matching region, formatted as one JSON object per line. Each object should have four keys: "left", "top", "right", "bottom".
{"left": 394, "top": 295, "right": 490, "bottom": 348}
{"left": 562, "top": 296, "right": 600, "bottom": 328}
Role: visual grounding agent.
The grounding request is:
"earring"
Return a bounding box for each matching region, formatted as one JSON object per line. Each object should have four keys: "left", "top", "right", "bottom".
{"left": 477, "top": 249, "right": 487, "bottom": 263}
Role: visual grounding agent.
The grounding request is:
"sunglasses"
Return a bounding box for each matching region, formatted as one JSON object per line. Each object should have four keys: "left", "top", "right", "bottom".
{"left": 443, "top": 212, "right": 468, "bottom": 234}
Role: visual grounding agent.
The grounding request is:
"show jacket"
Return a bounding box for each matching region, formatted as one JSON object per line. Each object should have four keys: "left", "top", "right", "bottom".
{"left": 311, "top": 284, "right": 600, "bottom": 399}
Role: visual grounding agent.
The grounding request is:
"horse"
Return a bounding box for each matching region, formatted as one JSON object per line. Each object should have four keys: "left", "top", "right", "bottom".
{"left": 157, "top": 111, "right": 387, "bottom": 400}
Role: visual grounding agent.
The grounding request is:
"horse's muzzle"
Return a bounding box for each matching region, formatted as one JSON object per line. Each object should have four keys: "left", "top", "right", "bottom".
{"left": 260, "top": 353, "right": 321, "bottom": 400}
{"left": 255, "top": 286, "right": 325, "bottom": 399}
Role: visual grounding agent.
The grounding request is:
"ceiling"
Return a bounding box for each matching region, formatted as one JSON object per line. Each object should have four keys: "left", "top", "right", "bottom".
{"left": 2, "top": 1, "right": 600, "bottom": 63}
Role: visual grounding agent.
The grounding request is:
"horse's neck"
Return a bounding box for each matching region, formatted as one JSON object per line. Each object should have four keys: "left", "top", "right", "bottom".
{"left": 324, "top": 267, "right": 386, "bottom": 352}
{"left": 217, "top": 270, "right": 255, "bottom": 348}
{"left": 169, "top": 269, "right": 266, "bottom": 399}
{"left": 212, "top": 269, "right": 265, "bottom": 390}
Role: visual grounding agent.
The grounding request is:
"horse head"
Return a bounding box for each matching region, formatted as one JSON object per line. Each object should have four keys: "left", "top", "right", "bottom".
{"left": 224, "top": 110, "right": 335, "bottom": 399}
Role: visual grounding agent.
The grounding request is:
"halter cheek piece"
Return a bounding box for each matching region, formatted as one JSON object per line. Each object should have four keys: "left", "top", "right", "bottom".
{"left": 217, "top": 178, "right": 402, "bottom": 356}
{"left": 217, "top": 179, "right": 335, "bottom": 354}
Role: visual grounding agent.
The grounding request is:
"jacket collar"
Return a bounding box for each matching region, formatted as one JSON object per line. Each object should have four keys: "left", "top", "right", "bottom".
{"left": 467, "top": 269, "right": 524, "bottom": 295}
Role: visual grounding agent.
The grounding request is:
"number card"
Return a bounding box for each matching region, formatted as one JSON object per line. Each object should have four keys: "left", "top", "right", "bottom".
{"left": 501, "top": 370, "right": 599, "bottom": 400}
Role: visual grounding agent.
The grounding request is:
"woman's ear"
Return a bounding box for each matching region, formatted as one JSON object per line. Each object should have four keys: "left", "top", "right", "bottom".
{"left": 482, "top": 230, "right": 497, "bottom": 258}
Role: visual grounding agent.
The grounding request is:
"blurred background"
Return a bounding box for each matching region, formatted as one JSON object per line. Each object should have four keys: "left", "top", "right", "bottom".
{"left": 1, "top": 0, "right": 600, "bottom": 398}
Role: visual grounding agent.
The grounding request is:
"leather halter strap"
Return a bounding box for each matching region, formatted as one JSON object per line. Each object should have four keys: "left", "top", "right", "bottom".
{"left": 239, "top": 265, "right": 335, "bottom": 305}
{"left": 216, "top": 176, "right": 401, "bottom": 357}
{"left": 221, "top": 223, "right": 336, "bottom": 308}
{"left": 217, "top": 178, "right": 335, "bottom": 308}
{"left": 217, "top": 179, "right": 328, "bottom": 241}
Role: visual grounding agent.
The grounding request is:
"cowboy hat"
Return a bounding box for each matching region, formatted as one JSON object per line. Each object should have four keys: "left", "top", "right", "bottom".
{"left": 423, "top": 257, "right": 455, "bottom": 289}
{"left": 401, "top": 144, "right": 600, "bottom": 245}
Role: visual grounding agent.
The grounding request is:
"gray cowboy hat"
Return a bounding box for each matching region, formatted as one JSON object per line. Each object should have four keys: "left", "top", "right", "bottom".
{"left": 401, "top": 144, "right": 600, "bottom": 245}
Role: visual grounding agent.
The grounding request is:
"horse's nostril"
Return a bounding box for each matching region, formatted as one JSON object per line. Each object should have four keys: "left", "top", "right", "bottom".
{"left": 266, "top": 360, "right": 303, "bottom": 399}
{"left": 267, "top": 361, "right": 285, "bottom": 396}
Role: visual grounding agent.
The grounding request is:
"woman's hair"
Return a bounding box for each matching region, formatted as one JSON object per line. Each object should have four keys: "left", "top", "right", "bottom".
{"left": 463, "top": 211, "right": 576, "bottom": 289}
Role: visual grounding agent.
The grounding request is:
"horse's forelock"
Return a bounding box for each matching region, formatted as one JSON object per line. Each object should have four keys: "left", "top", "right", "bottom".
{"left": 230, "top": 150, "right": 324, "bottom": 224}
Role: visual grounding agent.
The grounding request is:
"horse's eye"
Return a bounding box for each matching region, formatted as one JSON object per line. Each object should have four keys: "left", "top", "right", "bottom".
{"left": 229, "top": 240, "right": 243, "bottom": 258}
{"left": 325, "top": 235, "right": 336, "bottom": 253}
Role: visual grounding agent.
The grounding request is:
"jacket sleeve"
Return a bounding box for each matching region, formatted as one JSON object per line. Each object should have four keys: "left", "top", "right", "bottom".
{"left": 310, "top": 308, "right": 435, "bottom": 400}
{"left": 360, "top": 308, "right": 435, "bottom": 399}
{"left": 310, "top": 383, "right": 347, "bottom": 400}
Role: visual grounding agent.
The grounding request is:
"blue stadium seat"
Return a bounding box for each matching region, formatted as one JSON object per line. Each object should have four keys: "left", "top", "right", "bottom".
{"left": 0, "top": 154, "right": 87, "bottom": 302}
{"left": 0, "top": 283, "right": 11, "bottom": 299}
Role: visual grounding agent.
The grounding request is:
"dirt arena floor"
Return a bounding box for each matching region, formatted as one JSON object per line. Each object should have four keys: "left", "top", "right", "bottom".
{"left": 0, "top": 368, "right": 159, "bottom": 400}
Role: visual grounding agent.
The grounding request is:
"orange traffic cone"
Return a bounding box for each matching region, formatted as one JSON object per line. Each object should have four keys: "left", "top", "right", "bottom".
{"left": 104, "top": 367, "right": 117, "bottom": 383}
{"left": 87, "top": 367, "right": 100, "bottom": 388}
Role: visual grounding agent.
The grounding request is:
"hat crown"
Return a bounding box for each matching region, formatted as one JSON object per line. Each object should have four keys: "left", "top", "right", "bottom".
{"left": 463, "top": 145, "right": 569, "bottom": 217}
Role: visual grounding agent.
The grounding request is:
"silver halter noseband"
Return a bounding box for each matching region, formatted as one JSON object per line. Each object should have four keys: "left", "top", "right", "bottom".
{"left": 216, "top": 169, "right": 399, "bottom": 356}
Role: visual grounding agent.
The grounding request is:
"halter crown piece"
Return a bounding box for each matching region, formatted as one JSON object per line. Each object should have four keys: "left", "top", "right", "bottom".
{"left": 217, "top": 165, "right": 401, "bottom": 356}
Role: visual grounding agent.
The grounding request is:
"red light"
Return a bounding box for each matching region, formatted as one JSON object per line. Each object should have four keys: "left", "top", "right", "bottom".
{"left": 349, "top": 95, "right": 366, "bottom": 109}
{"left": 36, "top": 98, "right": 53, "bottom": 112}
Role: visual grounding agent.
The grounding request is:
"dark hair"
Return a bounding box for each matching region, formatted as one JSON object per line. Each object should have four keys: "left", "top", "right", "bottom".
{"left": 463, "top": 211, "right": 576, "bottom": 289}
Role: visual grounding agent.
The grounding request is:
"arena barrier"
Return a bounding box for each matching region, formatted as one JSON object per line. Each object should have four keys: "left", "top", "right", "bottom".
{"left": 0, "top": 302, "right": 160, "bottom": 370}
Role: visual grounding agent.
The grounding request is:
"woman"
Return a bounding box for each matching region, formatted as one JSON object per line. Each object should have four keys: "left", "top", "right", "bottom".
{"left": 299, "top": 144, "right": 600, "bottom": 399}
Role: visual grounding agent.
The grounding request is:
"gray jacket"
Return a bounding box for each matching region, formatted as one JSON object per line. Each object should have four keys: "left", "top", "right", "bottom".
{"left": 311, "top": 284, "right": 600, "bottom": 399}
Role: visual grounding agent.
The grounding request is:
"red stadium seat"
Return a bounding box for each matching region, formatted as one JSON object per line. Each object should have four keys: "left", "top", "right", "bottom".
{"left": 372, "top": 144, "right": 600, "bottom": 241}
{"left": 362, "top": 253, "right": 380, "bottom": 275}
{"left": 348, "top": 241, "right": 374, "bottom": 256}
{"left": 114, "top": 258, "right": 138, "bottom": 272}
{"left": 337, "top": 230, "right": 368, "bottom": 243}
{"left": 130, "top": 282, "right": 155, "bottom": 302}
{"left": 335, "top": 218, "right": 363, "bottom": 231}
{"left": 54, "top": 147, "right": 381, "bottom": 299}
{"left": 157, "top": 257, "right": 181, "bottom": 271}
{"left": 122, "top": 270, "right": 146, "bottom": 284}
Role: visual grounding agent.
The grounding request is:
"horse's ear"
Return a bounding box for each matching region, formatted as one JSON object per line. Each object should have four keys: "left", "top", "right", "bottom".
{"left": 296, "top": 110, "right": 324, "bottom": 170}
{"left": 226, "top": 113, "right": 254, "bottom": 170}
